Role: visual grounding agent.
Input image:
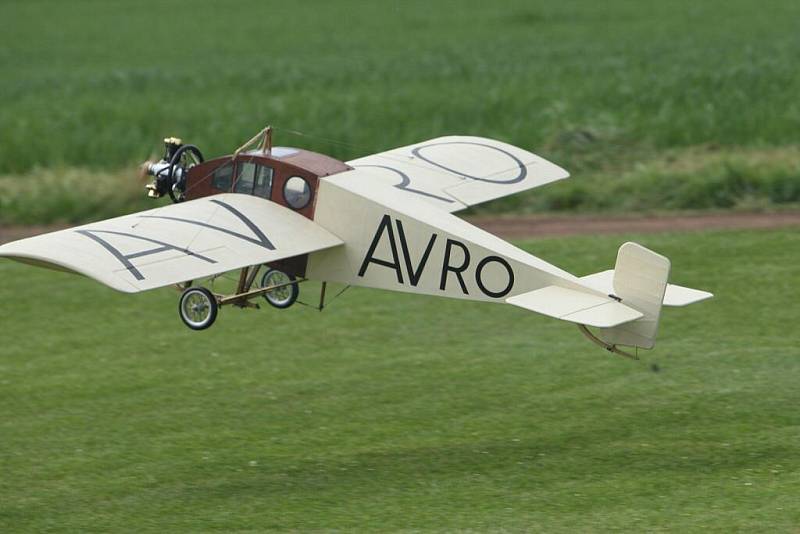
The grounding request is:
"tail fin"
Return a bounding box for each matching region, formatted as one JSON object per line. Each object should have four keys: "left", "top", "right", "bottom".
{"left": 580, "top": 242, "right": 713, "bottom": 351}
{"left": 506, "top": 241, "right": 712, "bottom": 357}
{"left": 597, "top": 242, "right": 670, "bottom": 349}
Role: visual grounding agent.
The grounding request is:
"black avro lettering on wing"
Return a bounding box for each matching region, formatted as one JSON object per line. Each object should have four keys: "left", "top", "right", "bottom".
{"left": 139, "top": 199, "right": 275, "bottom": 250}
{"left": 76, "top": 229, "right": 216, "bottom": 281}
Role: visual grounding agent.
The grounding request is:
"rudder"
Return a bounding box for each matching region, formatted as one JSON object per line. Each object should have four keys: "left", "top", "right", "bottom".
{"left": 596, "top": 242, "right": 670, "bottom": 350}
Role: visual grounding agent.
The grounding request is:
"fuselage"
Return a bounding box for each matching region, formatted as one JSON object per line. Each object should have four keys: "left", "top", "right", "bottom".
{"left": 184, "top": 147, "right": 600, "bottom": 303}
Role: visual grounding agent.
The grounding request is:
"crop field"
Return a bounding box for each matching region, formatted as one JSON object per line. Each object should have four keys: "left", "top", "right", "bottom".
{"left": 1, "top": 228, "right": 799, "bottom": 531}
{"left": 1, "top": 0, "right": 800, "bottom": 224}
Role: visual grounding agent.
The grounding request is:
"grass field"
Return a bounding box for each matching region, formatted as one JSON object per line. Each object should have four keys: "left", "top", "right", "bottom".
{"left": 2, "top": 227, "right": 798, "bottom": 531}
{"left": 1, "top": 0, "right": 800, "bottom": 223}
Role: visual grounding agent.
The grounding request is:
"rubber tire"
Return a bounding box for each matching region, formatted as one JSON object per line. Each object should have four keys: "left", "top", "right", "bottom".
{"left": 260, "top": 269, "right": 299, "bottom": 309}
{"left": 179, "top": 286, "right": 218, "bottom": 330}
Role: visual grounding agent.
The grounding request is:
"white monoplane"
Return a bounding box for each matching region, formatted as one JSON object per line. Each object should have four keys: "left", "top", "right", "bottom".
{"left": 0, "top": 128, "right": 712, "bottom": 358}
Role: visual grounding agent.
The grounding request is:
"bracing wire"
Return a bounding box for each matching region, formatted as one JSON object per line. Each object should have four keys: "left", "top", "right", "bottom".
{"left": 175, "top": 122, "right": 537, "bottom": 207}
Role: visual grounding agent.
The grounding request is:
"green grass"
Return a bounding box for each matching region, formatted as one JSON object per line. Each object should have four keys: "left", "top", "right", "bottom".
{"left": 0, "top": 167, "right": 153, "bottom": 225}
{"left": 3, "top": 145, "right": 799, "bottom": 225}
{"left": 1, "top": 0, "right": 800, "bottom": 223}
{"left": 1, "top": 228, "right": 799, "bottom": 531}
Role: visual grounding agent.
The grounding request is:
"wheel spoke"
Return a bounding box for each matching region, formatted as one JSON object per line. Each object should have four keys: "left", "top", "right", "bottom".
{"left": 260, "top": 269, "right": 297, "bottom": 308}
{"left": 183, "top": 292, "right": 210, "bottom": 324}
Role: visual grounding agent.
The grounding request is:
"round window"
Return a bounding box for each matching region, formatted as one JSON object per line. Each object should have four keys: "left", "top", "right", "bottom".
{"left": 283, "top": 176, "right": 311, "bottom": 209}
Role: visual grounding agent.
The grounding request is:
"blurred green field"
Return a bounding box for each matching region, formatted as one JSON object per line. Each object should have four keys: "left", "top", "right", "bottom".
{"left": 1, "top": 0, "right": 800, "bottom": 223}
{"left": 1, "top": 228, "right": 798, "bottom": 531}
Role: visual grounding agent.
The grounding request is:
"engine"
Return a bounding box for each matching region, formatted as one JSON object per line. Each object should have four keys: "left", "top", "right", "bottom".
{"left": 142, "top": 137, "right": 204, "bottom": 203}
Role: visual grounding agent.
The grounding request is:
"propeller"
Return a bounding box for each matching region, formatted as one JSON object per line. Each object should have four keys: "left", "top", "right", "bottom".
{"left": 141, "top": 137, "right": 204, "bottom": 203}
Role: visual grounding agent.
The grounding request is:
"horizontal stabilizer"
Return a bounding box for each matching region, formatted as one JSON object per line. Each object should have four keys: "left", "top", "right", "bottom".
{"left": 662, "top": 284, "right": 714, "bottom": 306}
{"left": 580, "top": 270, "right": 713, "bottom": 307}
{"left": 506, "top": 285, "right": 642, "bottom": 328}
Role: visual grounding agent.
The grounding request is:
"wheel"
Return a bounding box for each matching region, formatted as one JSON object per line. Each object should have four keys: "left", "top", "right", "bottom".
{"left": 167, "top": 144, "right": 204, "bottom": 203}
{"left": 260, "top": 269, "right": 299, "bottom": 309}
{"left": 179, "top": 287, "right": 218, "bottom": 330}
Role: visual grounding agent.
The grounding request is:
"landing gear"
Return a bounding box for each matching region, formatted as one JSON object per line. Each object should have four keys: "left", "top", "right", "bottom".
{"left": 176, "top": 266, "right": 304, "bottom": 330}
{"left": 179, "top": 286, "right": 218, "bottom": 330}
{"left": 260, "top": 269, "right": 299, "bottom": 309}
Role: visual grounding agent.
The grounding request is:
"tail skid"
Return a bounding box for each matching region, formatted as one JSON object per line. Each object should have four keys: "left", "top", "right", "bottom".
{"left": 507, "top": 241, "right": 713, "bottom": 358}
{"left": 577, "top": 324, "right": 640, "bottom": 360}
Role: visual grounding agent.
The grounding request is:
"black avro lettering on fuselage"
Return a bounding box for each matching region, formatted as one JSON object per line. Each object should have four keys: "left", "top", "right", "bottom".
{"left": 357, "top": 214, "right": 405, "bottom": 283}
{"left": 440, "top": 239, "right": 470, "bottom": 294}
{"left": 475, "top": 256, "right": 514, "bottom": 298}
{"left": 395, "top": 219, "right": 437, "bottom": 286}
{"left": 358, "top": 215, "right": 515, "bottom": 299}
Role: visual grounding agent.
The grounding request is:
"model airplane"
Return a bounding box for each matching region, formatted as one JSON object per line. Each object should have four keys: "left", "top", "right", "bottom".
{"left": 0, "top": 127, "right": 712, "bottom": 358}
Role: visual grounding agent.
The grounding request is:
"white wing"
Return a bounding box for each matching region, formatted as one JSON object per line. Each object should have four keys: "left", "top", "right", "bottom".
{"left": 0, "top": 193, "right": 343, "bottom": 293}
{"left": 345, "top": 135, "right": 569, "bottom": 212}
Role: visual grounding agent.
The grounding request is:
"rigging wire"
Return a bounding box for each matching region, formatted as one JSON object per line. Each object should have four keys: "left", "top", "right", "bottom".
{"left": 168, "top": 122, "right": 539, "bottom": 215}
{"left": 271, "top": 123, "right": 536, "bottom": 187}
